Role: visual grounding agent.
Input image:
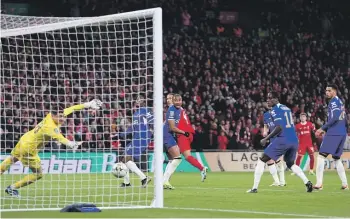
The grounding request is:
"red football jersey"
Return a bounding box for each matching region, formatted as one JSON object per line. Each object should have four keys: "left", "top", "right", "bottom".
{"left": 178, "top": 109, "right": 195, "bottom": 134}
{"left": 295, "top": 121, "right": 315, "bottom": 146}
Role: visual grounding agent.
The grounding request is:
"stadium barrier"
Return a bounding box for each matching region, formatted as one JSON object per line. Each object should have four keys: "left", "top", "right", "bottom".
{"left": 1, "top": 151, "right": 349, "bottom": 174}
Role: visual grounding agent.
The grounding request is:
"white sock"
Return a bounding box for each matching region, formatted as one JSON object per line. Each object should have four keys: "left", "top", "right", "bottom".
{"left": 316, "top": 156, "right": 325, "bottom": 187}
{"left": 276, "top": 161, "right": 286, "bottom": 185}
{"left": 253, "top": 159, "right": 265, "bottom": 189}
{"left": 335, "top": 159, "right": 348, "bottom": 186}
{"left": 291, "top": 164, "right": 309, "bottom": 184}
{"left": 125, "top": 160, "right": 146, "bottom": 180}
{"left": 123, "top": 169, "right": 130, "bottom": 184}
{"left": 163, "top": 157, "right": 181, "bottom": 183}
{"left": 268, "top": 164, "right": 280, "bottom": 184}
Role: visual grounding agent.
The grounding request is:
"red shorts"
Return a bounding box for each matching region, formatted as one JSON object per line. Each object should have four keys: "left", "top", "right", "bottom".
{"left": 298, "top": 144, "right": 314, "bottom": 155}
{"left": 177, "top": 133, "right": 193, "bottom": 153}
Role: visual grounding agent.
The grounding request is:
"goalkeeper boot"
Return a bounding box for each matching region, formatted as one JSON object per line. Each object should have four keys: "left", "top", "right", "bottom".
{"left": 305, "top": 181, "right": 313, "bottom": 193}
{"left": 141, "top": 177, "right": 151, "bottom": 188}
{"left": 163, "top": 182, "right": 175, "bottom": 190}
{"left": 120, "top": 183, "right": 131, "bottom": 188}
{"left": 246, "top": 188, "right": 258, "bottom": 193}
{"left": 201, "top": 166, "right": 208, "bottom": 182}
{"left": 5, "top": 186, "right": 20, "bottom": 198}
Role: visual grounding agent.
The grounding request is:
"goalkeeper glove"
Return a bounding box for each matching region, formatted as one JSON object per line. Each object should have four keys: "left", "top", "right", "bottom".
{"left": 66, "top": 141, "right": 83, "bottom": 151}
{"left": 84, "top": 99, "right": 103, "bottom": 109}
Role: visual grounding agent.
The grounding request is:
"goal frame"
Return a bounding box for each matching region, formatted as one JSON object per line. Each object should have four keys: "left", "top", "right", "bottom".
{"left": 0, "top": 7, "right": 163, "bottom": 211}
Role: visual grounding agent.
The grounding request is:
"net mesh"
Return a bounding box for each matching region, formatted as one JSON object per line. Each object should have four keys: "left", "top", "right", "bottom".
{"left": 0, "top": 12, "right": 156, "bottom": 210}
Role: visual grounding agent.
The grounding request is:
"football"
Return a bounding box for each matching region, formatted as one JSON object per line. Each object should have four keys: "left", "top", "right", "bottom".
{"left": 112, "top": 162, "right": 128, "bottom": 178}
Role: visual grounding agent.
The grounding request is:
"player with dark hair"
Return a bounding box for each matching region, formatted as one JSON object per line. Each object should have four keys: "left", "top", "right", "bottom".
{"left": 1, "top": 99, "right": 103, "bottom": 197}
{"left": 294, "top": 113, "right": 316, "bottom": 175}
{"left": 314, "top": 85, "right": 348, "bottom": 190}
{"left": 262, "top": 107, "right": 286, "bottom": 186}
{"left": 247, "top": 92, "right": 313, "bottom": 193}
{"left": 116, "top": 95, "right": 153, "bottom": 188}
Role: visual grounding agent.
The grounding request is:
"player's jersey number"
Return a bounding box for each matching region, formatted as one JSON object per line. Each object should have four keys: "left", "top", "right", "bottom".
{"left": 284, "top": 112, "right": 294, "bottom": 128}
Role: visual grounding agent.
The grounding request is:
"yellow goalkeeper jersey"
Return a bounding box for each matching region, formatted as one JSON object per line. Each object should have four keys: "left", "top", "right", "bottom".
{"left": 17, "top": 104, "right": 85, "bottom": 155}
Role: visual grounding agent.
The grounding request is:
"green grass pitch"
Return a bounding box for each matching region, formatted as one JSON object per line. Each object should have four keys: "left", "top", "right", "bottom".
{"left": 1, "top": 171, "right": 349, "bottom": 218}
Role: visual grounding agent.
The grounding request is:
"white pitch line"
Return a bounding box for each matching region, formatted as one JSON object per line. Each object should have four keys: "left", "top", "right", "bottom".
{"left": 165, "top": 207, "right": 338, "bottom": 218}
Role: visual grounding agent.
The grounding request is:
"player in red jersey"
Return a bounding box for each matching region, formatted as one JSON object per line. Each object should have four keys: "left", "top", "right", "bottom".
{"left": 174, "top": 94, "right": 208, "bottom": 182}
{"left": 294, "top": 113, "right": 316, "bottom": 175}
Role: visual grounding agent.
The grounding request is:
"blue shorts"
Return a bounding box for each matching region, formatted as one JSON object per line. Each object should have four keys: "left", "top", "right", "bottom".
{"left": 319, "top": 135, "right": 345, "bottom": 157}
{"left": 264, "top": 137, "right": 298, "bottom": 162}
{"left": 125, "top": 138, "right": 149, "bottom": 161}
{"left": 164, "top": 134, "right": 177, "bottom": 150}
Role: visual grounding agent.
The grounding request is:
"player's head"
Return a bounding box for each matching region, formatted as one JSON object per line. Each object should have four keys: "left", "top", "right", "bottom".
{"left": 267, "top": 92, "right": 279, "bottom": 107}
{"left": 166, "top": 93, "right": 174, "bottom": 106}
{"left": 135, "top": 95, "right": 146, "bottom": 108}
{"left": 172, "top": 94, "right": 182, "bottom": 108}
{"left": 325, "top": 84, "right": 337, "bottom": 99}
{"left": 300, "top": 112, "right": 307, "bottom": 122}
{"left": 51, "top": 105, "right": 65, "bottom": 124}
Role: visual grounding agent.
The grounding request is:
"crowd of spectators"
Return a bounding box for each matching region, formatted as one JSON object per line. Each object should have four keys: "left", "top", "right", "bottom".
{"left": 1, "top": 0, "right": 350, "bottom": 152}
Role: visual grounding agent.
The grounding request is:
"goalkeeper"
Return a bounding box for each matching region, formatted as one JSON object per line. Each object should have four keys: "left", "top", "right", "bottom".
{"left": 0, "top": 99, "right": 102, "bottom": 197}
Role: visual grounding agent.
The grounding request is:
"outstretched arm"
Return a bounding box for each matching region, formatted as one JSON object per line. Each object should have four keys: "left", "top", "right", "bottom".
{"left": 63, "top": 99, "right": 103, "bottom": 116}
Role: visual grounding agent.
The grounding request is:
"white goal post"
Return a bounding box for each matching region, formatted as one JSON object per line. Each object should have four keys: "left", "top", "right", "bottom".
{"left": 0, "top": 8, "right": 163, "bottom": 211}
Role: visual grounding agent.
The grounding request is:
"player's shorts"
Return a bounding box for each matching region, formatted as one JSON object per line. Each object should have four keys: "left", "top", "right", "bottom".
{"left": 11, "top": 140, "right": 41, "bottom": 169}
{"left": 125, "top": 138, "right": 149, "bottom": 161}
{"left": 264, "top": 137, "right": 298, "bottom": 162}
{"left": 177, "top": 133, "right": 193, "bottom": 153}
{"left": 319, "top": 135, "right": 346, "bottom": 157}
{"left": 164, "top": 134, "right": 177, "bottom": 150}
{"left": 298, "top": 144, "right": 314, "bottom": 155}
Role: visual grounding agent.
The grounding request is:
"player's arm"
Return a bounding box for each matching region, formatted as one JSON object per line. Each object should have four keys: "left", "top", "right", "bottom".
{"left": 264, "top": 110, "right": 282, "bottom": 141}
{"left": 46, "top": 127, "right": 82, "bottom": 149}
{"left": 167, "top": 109, "right": 186, "bottom": 135}
{"left": 264, "top": 126, "right": 282, "bottom": 141}
{"left": 321, "top": 102, "right": 343, "bottom": 132}
{"left": 63, "top": 99, "right": 102, "bottom": 116}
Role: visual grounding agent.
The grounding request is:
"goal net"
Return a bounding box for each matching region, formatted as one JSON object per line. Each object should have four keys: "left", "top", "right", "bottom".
{"left": 0, "top": 8, "right": 163, "bottom": 211}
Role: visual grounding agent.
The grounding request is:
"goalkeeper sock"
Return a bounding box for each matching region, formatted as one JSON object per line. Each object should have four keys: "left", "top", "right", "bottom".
{"left": 267, "top": 163, "right": 280, "bottom": 185}
{"left": 253, "top": 159, "right": 265, "bottom": 189}
{"left": 316, "top": 155, "right": 325, "bottom": 186}
{"left": 125, "top": 160, "right": 146, "bottom": 180}
{"left": 291, "top": 164, "right": 309, "bottom": 184}
{"left": 335, "top": 159, "right": 348, "bottom": 187}
{"left": 123, "top": 169, "right": 131, "bottom": 184}
{"left": 276, "top": 161, "right": 286, "bottom": 185}
{"left": 163, "top": 157, "right": 181, "bottom": 183}
{"left": 12, "top": 173, "right": 43, "bottom": 189}
{"left": 186, "top": 156, "right": 203, "bottom": 171}
{"left": 0, "top": 157, "right": 13, "bottom": 174}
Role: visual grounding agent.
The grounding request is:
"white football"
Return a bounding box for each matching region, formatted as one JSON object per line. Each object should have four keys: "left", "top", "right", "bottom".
{"left": 112, "top": 162, "right": 128, "bottom": 178}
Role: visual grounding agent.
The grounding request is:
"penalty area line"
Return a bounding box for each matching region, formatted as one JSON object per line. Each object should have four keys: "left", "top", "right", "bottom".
{"left": 165, "top": 207, "right": 334, "bottom": 218}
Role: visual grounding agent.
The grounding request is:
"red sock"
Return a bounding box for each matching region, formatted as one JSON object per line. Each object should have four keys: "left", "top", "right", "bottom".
{"left": 295, "top": 155, "right": 302, "bottom": 166}
{"left": 186, "top": 156, "right": 203, "bottom": 171}
{"left": 309, "top": 154, "right": 315, "bottom": 170}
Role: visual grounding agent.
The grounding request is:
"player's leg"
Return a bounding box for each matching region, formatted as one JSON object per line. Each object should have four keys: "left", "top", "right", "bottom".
{"left": 247, "top": 153, "right": 272, "bottom": 193}
{"left": 122, "top": 141, "right": 150, "bottom": 188}
{"left": 284, "top": 145, "right": 313, "bottom": 192}
{"left": 275, "top": 159, "right": 286, "bottom": 186}
{"left": 267, "top": 159, "right": 280, "bottom": 186}
{"left": 163, "top": 144, "right": 181, "bottom": 189}
{"left": 315, "top": 136, "right": 335, "bottom": 189}
{"left": 293, "top": 145, "right": 306, "bottom": 175}
{"left": 6, "top": 157, "right": 43, "bottom": 197}
{"left": 332, "top": 136, "right": 348, "bottom": 190}
{"left": 163, "top": 144, "right": 174, "bottom": 182}
{"left": 306, "top": 145, "right": 315, "bottom": 175}
{"left": 1, "top": 142, "right": 21, "bottom": 175}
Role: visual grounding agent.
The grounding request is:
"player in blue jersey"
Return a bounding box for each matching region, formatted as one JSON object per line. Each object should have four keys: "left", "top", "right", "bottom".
{"left": 263, "top": 110, "right": 286, "bottom": 187}
{"left": 162, "top": 94, "right": 186, "bottom": 189}
{"left": 247, "top": 92, "right": 313, "bottom": 193}
{"left": 314, "top": 85, "right": 348, "bottom": 190}
{"left": 115, "top": 95, "right": 152, "bottom": 188}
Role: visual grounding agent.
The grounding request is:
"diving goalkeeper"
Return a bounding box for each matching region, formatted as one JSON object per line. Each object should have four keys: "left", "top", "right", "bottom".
{"left": 0, "top": 99, "right": 103, "bottom": 197}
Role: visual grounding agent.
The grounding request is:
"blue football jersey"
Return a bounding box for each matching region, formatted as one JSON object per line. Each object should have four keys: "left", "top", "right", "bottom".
{"left": 270, "top": 103, "right": 298, "bottom": 143}
{"left": 129, "top": 107, "right": 153, "bottom": 139}
{"left": 164, "top": 105, "right": 181, "bottom": 136}
{"left": 263, "top": 111, "right": 275, "bottom": 133}
{"left": 322, "top": 96, "right": 346, "bottom": 136}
